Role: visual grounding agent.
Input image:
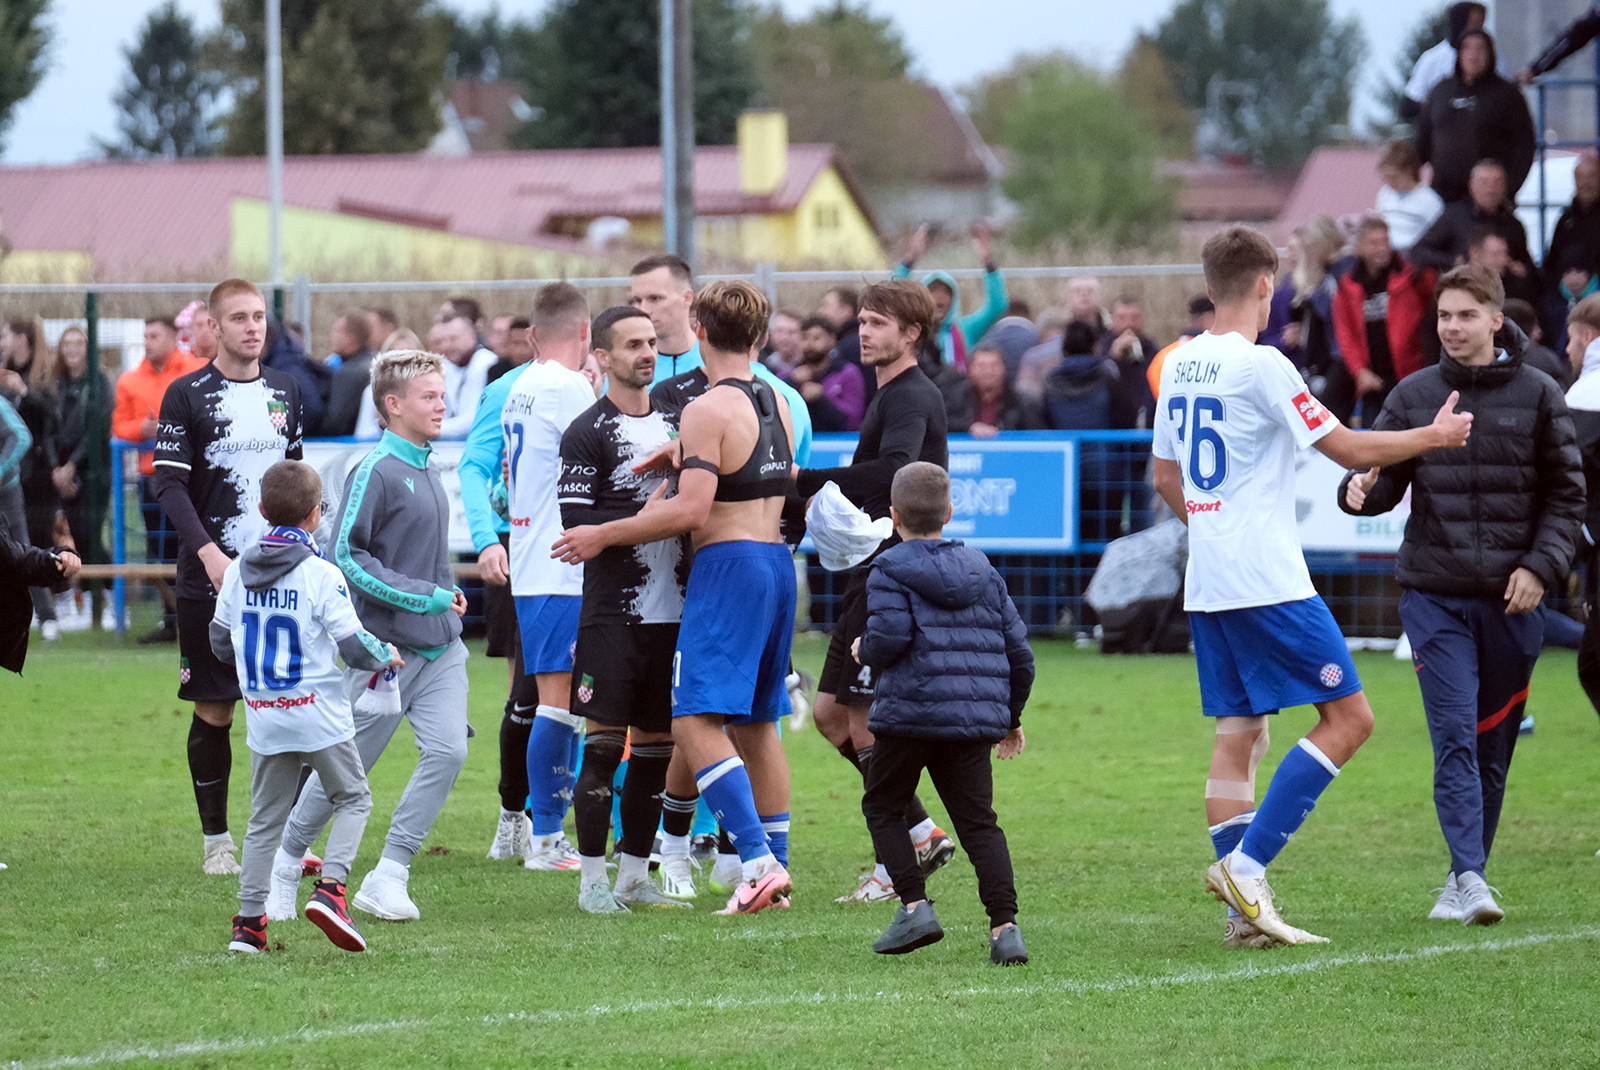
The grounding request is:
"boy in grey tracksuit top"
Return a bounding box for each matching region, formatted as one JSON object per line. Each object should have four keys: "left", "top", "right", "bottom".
{"left": 281, "top": 411, "right": 471, "bottom": 923}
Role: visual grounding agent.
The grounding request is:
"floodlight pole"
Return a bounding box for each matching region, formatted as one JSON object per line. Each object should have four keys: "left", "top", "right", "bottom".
{"left": 660, "top": 0, "right": 695, "bottom": 271}
{"left": 266, "top": 0, "right": 285, "bottom": 292}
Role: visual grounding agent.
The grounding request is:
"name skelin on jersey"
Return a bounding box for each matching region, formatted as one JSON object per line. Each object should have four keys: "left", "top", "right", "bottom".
{"left": 1170, "top": 360, "right": 1221, "bottom": 386}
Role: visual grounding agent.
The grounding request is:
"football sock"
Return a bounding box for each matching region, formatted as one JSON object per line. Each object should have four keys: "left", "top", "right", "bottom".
{"left": 187, "top": 715, "right": 232, "bottom": 836}
{"left": 573, "top": 731, "right": 626, "bottom": 859}
{"left": 661, "top": 791, "right": 698, "bottom": 843}
{"left": 499, "top": 702, "right": 535, "bottom": 813}
{"left": 1209, "top": 811, "right": 1254, "bottom": 860}
{"left": 909, "top": 817, "right": 937, "bottom": 843}
{"left": 873, "top": 862, "right": 891, "bottom": 884}
{"left": 837, "top": 739, "right": 862, "bottom": 771}
{"left": 617, "top": 852, "right": 649, "bottom": 888}
{"left": 619, "top": 742, "right": 674, "bottom": 860}
{"left": 579, "top": 854, "right": 607, "bottom": 886}
{"left": 1234, "top": 740, "right": 1340, "bottom": 876}
{"left": 904, "top": 794, "right": 931, "bottom": 831}
{"left": 717, "top": 827, "right": 734, "bottom": 855}
{"left": 525, "top": 706, "right": 582, "bottom": 837}
{"left": 759, "top": 811, "right": 791, "bottom": 867}
{"left": 695, "top": 757, "right": 771, "bottom": 865}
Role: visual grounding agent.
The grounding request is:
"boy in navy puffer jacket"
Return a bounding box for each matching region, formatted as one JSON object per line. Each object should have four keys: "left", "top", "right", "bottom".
{"left": 853, "top": 461, "right": 1035, "bottom": 963}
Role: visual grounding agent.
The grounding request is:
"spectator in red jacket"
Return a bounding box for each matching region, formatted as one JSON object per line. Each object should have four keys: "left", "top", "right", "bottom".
{"left": 1334, "top": 215, "right": 1438, "bottom": 423}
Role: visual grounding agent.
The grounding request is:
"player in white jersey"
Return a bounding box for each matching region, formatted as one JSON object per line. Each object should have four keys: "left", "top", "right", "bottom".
{"left": 211, "top": 460, "right": 401, "bottom": 954}
{"left": 1151, "top": 226, "right": 1474, "bottom": 947}
{"left": 502, "top": 282, "right": 601, "bottom": 869}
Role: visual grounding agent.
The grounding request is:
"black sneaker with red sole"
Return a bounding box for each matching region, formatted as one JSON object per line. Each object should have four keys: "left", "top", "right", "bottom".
{"left": 305, "top": 879, "right": 367, "bottom": 952}
{"left": 229, "top": 914, "right": 268, "bottom": 953}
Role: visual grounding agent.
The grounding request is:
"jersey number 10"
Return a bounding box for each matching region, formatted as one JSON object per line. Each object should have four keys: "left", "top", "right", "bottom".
{"left": 1166, "top": 395, "right": 1228, "bottom": 492}
{"left": 241, "top": 610, "right": 304, "bottom": 691}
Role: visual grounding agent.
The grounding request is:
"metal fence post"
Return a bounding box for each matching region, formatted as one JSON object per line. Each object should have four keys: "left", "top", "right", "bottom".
{"left": 292, "top": 273, "right": 312, "bottom": 340}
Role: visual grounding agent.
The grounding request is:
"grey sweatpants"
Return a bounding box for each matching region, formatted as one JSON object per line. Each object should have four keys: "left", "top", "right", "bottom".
{"left": 282, "top": 640, "right": 470, "bottom": 867}
{"left": 240, "top": 738, "right": 370, "bottom": 916}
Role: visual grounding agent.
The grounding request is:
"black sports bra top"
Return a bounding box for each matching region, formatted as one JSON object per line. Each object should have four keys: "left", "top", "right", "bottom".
{"left": 681, "top": 378, "right": 794, "bottom": 502}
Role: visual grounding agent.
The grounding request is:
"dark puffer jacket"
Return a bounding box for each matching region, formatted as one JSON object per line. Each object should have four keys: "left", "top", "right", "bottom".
{"left": 1337, "top": 351, "right": 1584, "bottom": 597}
{"left": 858, "top": 538, "right": 1034, "bottom": 742}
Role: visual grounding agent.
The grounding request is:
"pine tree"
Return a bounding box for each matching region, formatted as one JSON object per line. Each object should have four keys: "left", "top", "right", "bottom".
{"left": 100, "top": 2, "right": 220, "bottom": 159}
{"left": 510, "top": 0, "right": 757, "bottom": 149}
{"left": 0, "top": 0, "right": 52, "bottom": 154}
{"left": 210, "top": 0, "right": 449, "bottom": 156}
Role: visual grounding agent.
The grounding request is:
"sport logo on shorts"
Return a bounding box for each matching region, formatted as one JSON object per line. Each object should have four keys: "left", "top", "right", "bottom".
{"left": 180, "top": 656, "right": 192, "bottom": 685}
{"left": 1319, "top": 663, "right": 1344, "bottom": 688}
{"left": 576, "top": 673, "right": 594, "bottom": 705}
{"left": 1291, "top": 391, "right": 1330, "bottom": 431}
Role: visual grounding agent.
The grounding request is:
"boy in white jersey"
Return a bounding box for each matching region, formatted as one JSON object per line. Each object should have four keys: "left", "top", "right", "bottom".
{"left": 502, "top": 283, "right": 600, "bottom": 869}
{"left": 1151, "top": 226, "right": 1474, "bottom": 947}
{"left": 211, "top": 460, "right": 402, "bottom": 954}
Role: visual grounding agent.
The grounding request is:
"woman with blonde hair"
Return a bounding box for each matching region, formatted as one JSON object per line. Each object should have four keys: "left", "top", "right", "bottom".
{"left": 47, "top": 325, "right": 116, "bottom": 628}
{"left": 1261, "top": 215, "right": 1356, "bottom": 423}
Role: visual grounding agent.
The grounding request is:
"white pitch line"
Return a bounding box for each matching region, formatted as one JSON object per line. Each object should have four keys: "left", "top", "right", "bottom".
{"left": 9, "top": 928, "right": 1596, "bottom": 1070}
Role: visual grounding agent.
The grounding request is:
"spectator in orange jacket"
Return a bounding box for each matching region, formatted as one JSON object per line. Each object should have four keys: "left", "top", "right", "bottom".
{"left": 1333, "top": 216, "right": 1438, "bottom": 424}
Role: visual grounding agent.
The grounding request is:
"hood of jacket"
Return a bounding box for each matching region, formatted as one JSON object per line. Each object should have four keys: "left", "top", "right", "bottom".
{"left": 239, "top": 538, "right": 315, "bottom": 591}
{"left": 1046, "top": 353, "right": 1111, "bottom": 395}
{"left": 1452, "top": 28, "right": 1500, "bottom": 85}
{"left": 920, "top": 270, "right": 961, "bottom": 332}
{"left": 876, "top": 539, "right": 991, "bottom": 610}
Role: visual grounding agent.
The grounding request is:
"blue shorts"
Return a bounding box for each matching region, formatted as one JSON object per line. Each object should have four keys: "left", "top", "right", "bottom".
{"left": 1190, "top": 596, "right": 1362, "bottom": 717}
{"left": 673, "top": 541, "right": 796, "bottom": 724}
{"left": 514, "top": 594, "right": 581, "bottom": 675}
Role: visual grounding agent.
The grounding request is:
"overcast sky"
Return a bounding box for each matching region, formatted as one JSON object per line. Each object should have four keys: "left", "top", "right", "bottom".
{"left": 3, "top": 0, "right": 1450, "bottom": 166}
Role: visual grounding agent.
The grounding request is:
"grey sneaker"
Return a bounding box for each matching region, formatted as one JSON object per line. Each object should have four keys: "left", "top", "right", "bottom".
{"left": 1428, "top": 872, "right": 1464, "bottom": 921}
{"left": 615, "top": 876, "right": 692, "bottom": 909}
{"left": 1457, "top": 871, "right": 1503, "bottom": 926}
{"left": 872, "top": 902, "right": 944, "bottom": 955}
{"left": 990, "top": 923, "right": 1028, "bottom": 965}
{"left": 578, "top": 880, "right": 628, "bottom": 914}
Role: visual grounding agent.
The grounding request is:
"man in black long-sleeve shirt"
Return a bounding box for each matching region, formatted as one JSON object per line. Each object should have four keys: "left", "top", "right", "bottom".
{"left": 793, "top": 278, "right": 955, "bottom": 902}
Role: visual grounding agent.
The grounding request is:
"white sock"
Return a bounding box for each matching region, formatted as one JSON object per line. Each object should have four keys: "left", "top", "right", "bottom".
{"left": 873, "top": 862, "right": 891, "bottom": 884}
{"left": 203, "top": 832, "right": 234, "bottom": 849}
{"left": 617, "top": 853, "right": 649, "bottom": 888}
{"left": 741, "top": 851, "right": 778, "bottom": 881}
{"left": 273, "top": 847, "right": 302, "bottom": 874}
{"left": 909, "top": 818, "right": 937, "bottom": 843}
{"left": 1227, "top": 848, "right": 1267, "bottom": 881}
{"left": 579, "top": 855, "right": 608, "bottom": 885}
{"left": 716, "top": 851, "right": 740, "bottom": 872}
{"left": 501, "top": 807, "right": 524, "bottom": 820}
{"left": 373, "top": 856, "right": 410, "bottom": 884}
{"left": 660, "top": 832, "right": 690, "bottom": 859}
{"left": 537, "top": 831, "right": 567, "bottom": 849}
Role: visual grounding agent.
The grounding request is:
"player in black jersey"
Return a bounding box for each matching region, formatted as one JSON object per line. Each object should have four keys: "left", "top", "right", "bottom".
{"left": 555, "top": 306, "right": 694, "bottom": 913}
{"left": 153, "top": 279, "right": 304, "bottom": 874}
{"left": 792, "top": 278, "right": 956, "bottom": 902}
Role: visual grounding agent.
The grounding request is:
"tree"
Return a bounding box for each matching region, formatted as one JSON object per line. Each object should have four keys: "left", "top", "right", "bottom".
{"left": 745, "top": 1, "right": 929, "bottom": 187}
{"left": 1150, "top": 0, "right": 1365, "bottom": 168}
{"left": 0, "top": 0, "right": 52, "bottom": 154}
{"left": 441, "top": 5, "right": 536, "bottom": 82}
{"left": 99, "top": 3, "right": 220, "bottom": 159}
{"left": 997, "top": 57, "right": 1178, "bottom": 250}
{"left": 1372, "top": 3, "right": 1452, "bottom": 136}
{"left": 1116, "top": 39, "right": 1197, "bottom": 159}
{"left": 510, "top": 0, "right": 758, "bottom": 149}
{"left": 209, "top": 0, "right": 449, "bottom": 156}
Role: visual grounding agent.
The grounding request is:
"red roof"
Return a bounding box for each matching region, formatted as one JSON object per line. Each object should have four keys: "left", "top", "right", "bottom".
{"left": 1271, "top": 146, "right": 1385, "bottom": 241}
{"left": 0, "top": 144, "right": 847, "bottom": 279}
{"left": 1158, "top": 159, "right": 1299, "bottom": 222}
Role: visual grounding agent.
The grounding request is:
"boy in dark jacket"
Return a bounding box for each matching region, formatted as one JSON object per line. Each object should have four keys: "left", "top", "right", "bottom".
{"left": 854, "top": 462, "right": 1035, "bottom": 964}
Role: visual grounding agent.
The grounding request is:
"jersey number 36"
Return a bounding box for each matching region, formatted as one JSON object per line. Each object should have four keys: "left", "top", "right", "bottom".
{"left": 1166, "top": 395, "right": 1228, "bottom": 492}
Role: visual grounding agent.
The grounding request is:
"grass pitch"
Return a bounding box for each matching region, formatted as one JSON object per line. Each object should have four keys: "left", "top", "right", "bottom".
{"left": 3, "top": 619, "right": 1599, "bottom": 1069}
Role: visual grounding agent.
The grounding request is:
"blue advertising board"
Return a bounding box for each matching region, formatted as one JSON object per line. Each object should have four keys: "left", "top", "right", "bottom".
{"left": 805, "top": 433, "right": 1079, "bottom": 552}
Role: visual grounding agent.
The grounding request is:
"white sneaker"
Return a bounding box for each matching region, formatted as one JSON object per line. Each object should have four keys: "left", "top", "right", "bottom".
{"left": 487, "top": 810, "right": 533, "bottom": 861}
{"left": 1428, "top": 872, "right": 1464, "bottom": 921}
{"left": 1457, "top": 871, "right": 1503, "bottom": 926}
{"left": 100, "top": 606, "right": 122, "bottom": 631}
{"left": 266, "top": 862, "right": 301, "bottom": 921}
{"left": 708, "top": 854, "right": 743, "bottom": 893}
{"left": 579, "top": 880, "right": 628, "bottom": 914}
{"left": 352, "top": 869, "right": 420, "bottom": 921}
{"left": 57, "top": 593, "right": 91, "bottom": 632}
{"left": 40, "top": 619, "right": 60, "bottom": 641}
{"left": 615, "top": 876, "right": 693, "bottom": 909}
{"left": 658, "top": 855, "right": 698, "bottom": 899}
{"left": 835, "top": 872, "right": 898, "bottom": 903}
{"left": 1205, "top": 857, "right": 1328, "bottom": 945}
{"left": 522, "top": 834, "right": 582, "bottom": 871}
{"left": 202, "top": 836, "right": 241, "bottom": 875}
{"left": 1223, "top": 914, "right": 1280, "bottom": 949}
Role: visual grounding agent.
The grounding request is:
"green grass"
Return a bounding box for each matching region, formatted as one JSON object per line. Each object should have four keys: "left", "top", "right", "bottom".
{"left": 4, "top": 621, "right": 1600, "bottom": 1069}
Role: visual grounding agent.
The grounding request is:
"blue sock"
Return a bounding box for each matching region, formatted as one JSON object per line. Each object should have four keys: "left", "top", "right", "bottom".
{"left": 1208, "top": 811, "right": 1254, "bottom": 860}
{"left": 526, "top": 707, "right": 580, "bottom": 837}
{"left": 695, "top": 757, "right": 770, "bottom": 864}
{"left": 1236, "top": 740, "right": 1339, "bottom": 869}
{"left": 691, "top": 796, "right": 718, "bottom": 837}
{"left": 759, "top": 811, "right": 790, "bottom": 867}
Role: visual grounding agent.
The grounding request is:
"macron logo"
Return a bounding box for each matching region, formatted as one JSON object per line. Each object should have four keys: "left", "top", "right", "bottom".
{"left": 1291, "top": 390, "right": 1330, "bottom": 431}
{"left": 1186, "top": 500, "right": 1221, "bottom": 515}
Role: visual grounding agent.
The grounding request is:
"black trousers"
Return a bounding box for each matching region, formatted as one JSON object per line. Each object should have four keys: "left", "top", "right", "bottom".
{"left": 861, "top": 734, "right": 1017, "bottom": 927}
{"left": 1580, "top": 596, "right": 1600, "bottom": 724}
